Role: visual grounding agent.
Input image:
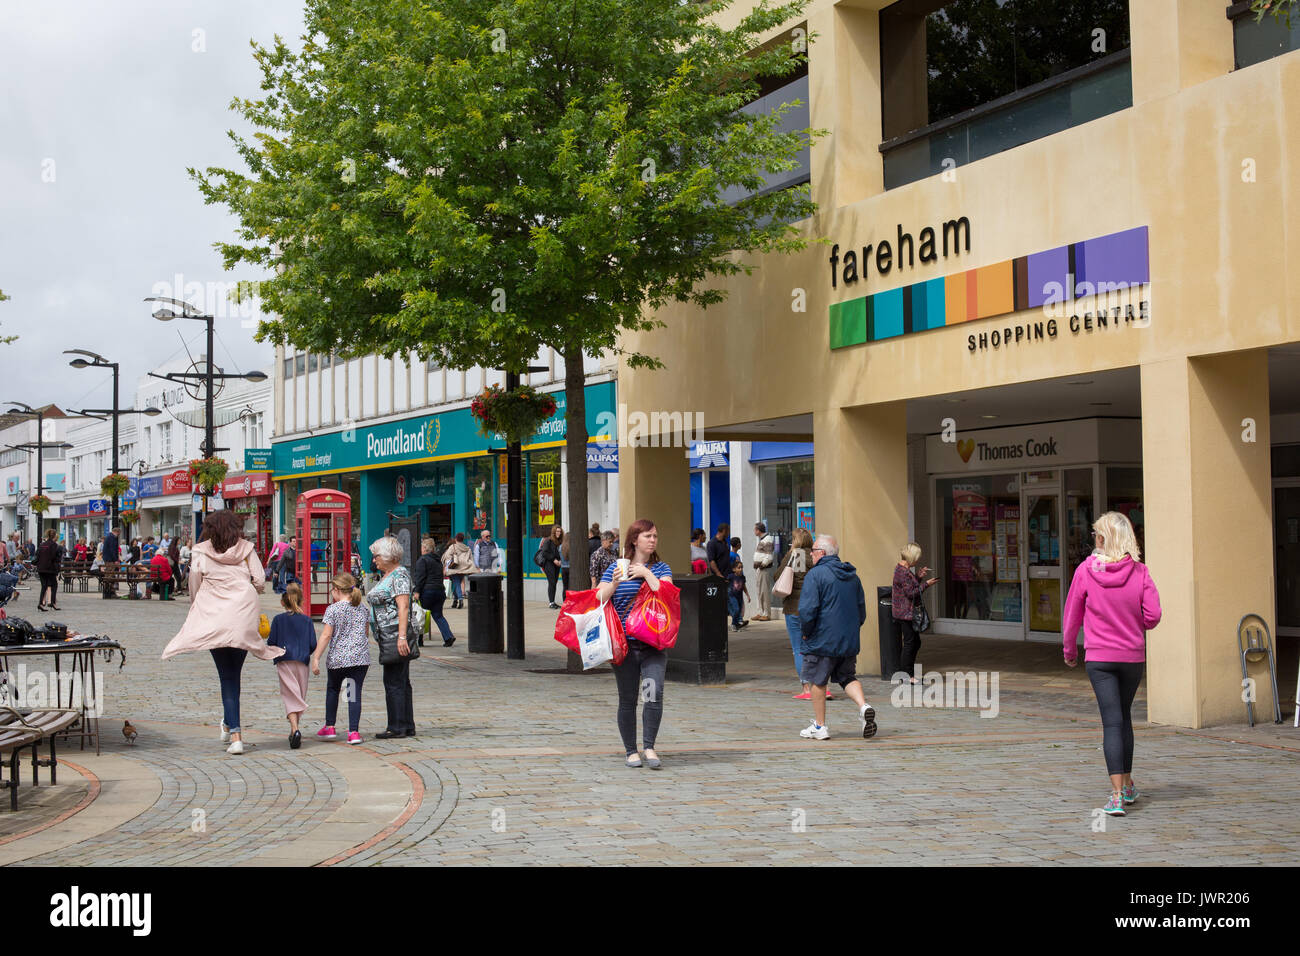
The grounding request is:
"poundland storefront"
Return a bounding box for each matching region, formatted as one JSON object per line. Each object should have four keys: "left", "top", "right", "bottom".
{"left": 271, "top": 382, "right": 617, "bottom": 590}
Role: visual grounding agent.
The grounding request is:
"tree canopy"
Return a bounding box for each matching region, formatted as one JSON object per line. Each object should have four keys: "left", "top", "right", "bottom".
{"left": 193, "top": 0, "right": 819, "bottom": 373}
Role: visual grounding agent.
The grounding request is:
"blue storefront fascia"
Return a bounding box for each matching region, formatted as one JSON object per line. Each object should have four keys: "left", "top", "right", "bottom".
{"left": 274, "top": 381, "right": 616, "bottom": 577}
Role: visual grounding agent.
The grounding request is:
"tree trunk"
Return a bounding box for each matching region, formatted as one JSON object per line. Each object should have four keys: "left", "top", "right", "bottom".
{"left": 563, "top": 342, "right": 591, "bottom": 592}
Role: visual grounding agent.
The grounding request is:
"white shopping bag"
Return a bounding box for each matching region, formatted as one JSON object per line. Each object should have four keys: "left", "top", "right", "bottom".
{"left": 577, "top": 601, "right": 617, "bottom": 670}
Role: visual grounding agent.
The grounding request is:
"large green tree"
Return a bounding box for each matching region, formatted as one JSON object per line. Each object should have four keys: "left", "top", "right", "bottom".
{"left": 194, "top": 0, "right": 818, "bottom": 590}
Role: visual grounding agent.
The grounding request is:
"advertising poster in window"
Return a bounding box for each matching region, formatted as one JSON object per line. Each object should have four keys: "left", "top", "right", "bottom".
{"left": 950, "top": 485, "right": 992, "bottom": 581}
{"left": 537, "top": 471, "right": 555, "bottom": 526}
{"left": 995, "top": 503, "right": 1020, "bottom": 583}
{"left": 796, "top": 502, "right": 814, "bottom": 531}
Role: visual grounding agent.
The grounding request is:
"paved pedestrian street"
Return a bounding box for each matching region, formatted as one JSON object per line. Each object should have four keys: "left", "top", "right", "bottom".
{"left": 2, "top": 589, "right": 1298, "bottom": 867}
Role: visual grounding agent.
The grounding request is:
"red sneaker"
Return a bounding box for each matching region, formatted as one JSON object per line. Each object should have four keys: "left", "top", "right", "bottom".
{"left": 793, "top": 691, "right": 811, "bottom": 700}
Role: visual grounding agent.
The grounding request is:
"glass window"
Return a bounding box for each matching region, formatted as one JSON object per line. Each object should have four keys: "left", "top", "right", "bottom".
{"left": 295, "top": 353, "right": 306, "bottom": 376}
{"left": 1234, "top": 10, "right": 1300, "bottom": 69}
{"left": 308, "top": 353, "right": 319, "bottom": 373}
{"left": 283, "top": 356, "right": 294, "bottom": 379}
{"left": 936, "top": 474, "right": 1021, "bottom": 622}
{"left": 527, "top": 450, "right": 562, "bottom": 540}
{"left": 468, "top": 456, "right": 495, "bottom": 533}
{"left": 758, "top": 459, "right": 815, "bottom": 553}
{"left": 282, "top": 481, "right": 300, "bottom": 537}
{"left": 1105, "top": 466, "right": 1144, "bottom": 557}
{"left": 1064, "top": 467, "right": 1095, "bottom": 583}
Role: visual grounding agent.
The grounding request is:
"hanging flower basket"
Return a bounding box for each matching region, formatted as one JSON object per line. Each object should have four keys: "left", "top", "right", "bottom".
{"left": 29, "top": 494, "right": 51, "bottom": 514}
{"left": 188, "top": 457, "right": 229, "bottom": 493}
{"left": 119, "top": 508, "right": 140, "bottom": 525}
{"left": 100, "top": 473, "right": 131, "bottom": 498}
{"left": 470, "top": 385, "right": 558, "bottom": 443}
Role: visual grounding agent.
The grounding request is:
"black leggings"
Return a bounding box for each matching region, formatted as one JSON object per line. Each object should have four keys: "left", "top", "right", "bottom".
{"left": 325, "top": 665, "right": 368, "bottom": 733}
{"left": 1086, "top": 661, "right": 1144, "bottom": 776}
{"left": 898, "top": 618, "right": 921, "bottom": 677}
{"left": 613, "top": 641, "right": 666, "bottom": 753}
{"left": 545, "top": 565, "right": 560, "bottom": 603}
{"left": 38, "top": 572, "right": 58, "bottom": 605}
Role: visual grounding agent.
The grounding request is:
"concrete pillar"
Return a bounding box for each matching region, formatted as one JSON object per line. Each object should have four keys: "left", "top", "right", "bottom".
{"left": 1130, "top": 0, "right": 1234, "bottom": 105}
{"left": 1142, "top": 351, "right": 1274, "bottom": 728}
{"left": 814, "top": 401, "right": 909, "bottom": 675}
{"left": 808, "top": 5, "right": 883, "bottom": 210}
{"left": 618, "top": 444, "right": 691, "bottom": 573}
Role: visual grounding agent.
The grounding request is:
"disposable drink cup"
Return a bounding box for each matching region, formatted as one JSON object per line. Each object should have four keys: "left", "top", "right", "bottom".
{"left": 617, "top": 558, "right": 631, "bottom": 579}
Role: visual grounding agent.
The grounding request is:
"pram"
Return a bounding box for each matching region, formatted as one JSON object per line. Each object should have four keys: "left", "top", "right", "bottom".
{"left": 0, "top": 568, "right": 23, "bottom": 617}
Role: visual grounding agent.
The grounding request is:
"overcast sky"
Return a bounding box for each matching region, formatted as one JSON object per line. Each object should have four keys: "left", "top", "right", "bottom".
{"left": 0, "top": 1, "right": 307, "bottom": 413}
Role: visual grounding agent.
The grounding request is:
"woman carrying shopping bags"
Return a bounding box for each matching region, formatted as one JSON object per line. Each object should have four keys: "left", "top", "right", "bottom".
{"left": 596, "top": 519, "right": 672, "bottom": 770}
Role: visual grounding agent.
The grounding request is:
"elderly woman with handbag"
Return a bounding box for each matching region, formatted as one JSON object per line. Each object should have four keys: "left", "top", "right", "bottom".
{"left": 367, "top": 535, "right": 421, "bottom": 738}
{"left": 892, "top": 542, "right": 938, "bottom": 684}
{"left": 162, "top": 510, "right": 283, "bottom": 755}
{"left": 442, "top": 532, "right": 475, "bottom": 609}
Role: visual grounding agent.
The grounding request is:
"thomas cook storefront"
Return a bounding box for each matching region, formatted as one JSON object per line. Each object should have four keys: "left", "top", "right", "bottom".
{"left": 271, "top": 382, "right": 617, "bottom": 588}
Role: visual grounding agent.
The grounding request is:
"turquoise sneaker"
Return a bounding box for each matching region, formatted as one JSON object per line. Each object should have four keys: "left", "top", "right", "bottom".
{"left": 1102, "top": 793, "right": 1126, "bottom": 816}
{"left": 1122, "top": 783, "right": 1139, "bottom": 805}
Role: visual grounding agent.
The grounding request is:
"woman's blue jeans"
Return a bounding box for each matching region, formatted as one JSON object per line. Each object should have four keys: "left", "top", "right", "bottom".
{"left": 449, "top": 575, "right": 464, "bottom": 601}
{"left": 210, "top": 647, "right": 247, "bottom": 733}
{"left": 785, "top": 613, "right": 803, "bottom": 682}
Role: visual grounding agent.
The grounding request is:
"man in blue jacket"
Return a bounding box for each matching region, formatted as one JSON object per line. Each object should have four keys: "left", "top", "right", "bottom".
{"left": 796, "top": 534, "right": 877, "bottom": 740}
{"left": 100, "top": 525, "right": 121, "bottom": 598}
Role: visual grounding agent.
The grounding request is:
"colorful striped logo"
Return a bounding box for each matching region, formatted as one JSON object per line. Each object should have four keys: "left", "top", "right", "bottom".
{"left": 828, "top": 226, "right": 1149, "bottom": 349}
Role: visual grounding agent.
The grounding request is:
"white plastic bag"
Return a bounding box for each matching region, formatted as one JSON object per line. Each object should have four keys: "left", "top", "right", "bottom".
{"left": 576, "top": 602, "right": 617, "bottom": 670}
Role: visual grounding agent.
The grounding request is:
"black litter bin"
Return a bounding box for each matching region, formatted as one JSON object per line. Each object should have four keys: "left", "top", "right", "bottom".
{"left": 877, "top": 585, "right": 901, "bottom": 681}
{"left": 467, "top": 573, "right": 504, "bottom": 654}
{"left": 666, "top": 575, "right": 728, "bottom": 684}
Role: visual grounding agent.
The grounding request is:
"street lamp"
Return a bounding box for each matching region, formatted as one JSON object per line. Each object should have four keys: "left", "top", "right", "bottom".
{"left": 65, "top": 348, "right": 163, "bottom": 528}
{"left": 4, "top": 401, "right": 73, "bottom": 542}
{"left": 143, "top": 296, "right": 267, "bottom": 521}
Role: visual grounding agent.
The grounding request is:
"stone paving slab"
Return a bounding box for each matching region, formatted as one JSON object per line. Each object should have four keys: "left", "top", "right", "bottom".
{"left": 0, "top": 590, "right": 1296, "bottom": 865}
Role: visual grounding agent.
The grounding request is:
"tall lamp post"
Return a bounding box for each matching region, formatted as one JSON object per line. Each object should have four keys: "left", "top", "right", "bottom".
{"left": 142, "top": 297, "right": 267, "bottom": 518}
{"left": 4, "top": 401, "right": 73, "bottom": 541}
{"left": 65, "top": 349, "right": 162, "bottom": 529}
{"left": 494, "top": 364, "right": 550, "bottom": 660}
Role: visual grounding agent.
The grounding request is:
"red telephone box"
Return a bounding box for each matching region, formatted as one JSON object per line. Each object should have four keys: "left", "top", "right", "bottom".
{"left": 295, "top": 488, "right": 353, "bottom": 618}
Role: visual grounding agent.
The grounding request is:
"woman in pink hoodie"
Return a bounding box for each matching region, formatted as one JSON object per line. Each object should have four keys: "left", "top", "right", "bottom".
{"left": 1062, "top": 511, "right": 1162, "bottom": 816}
{"left": 162, "top": 510, "right": 284, "bottom": 755}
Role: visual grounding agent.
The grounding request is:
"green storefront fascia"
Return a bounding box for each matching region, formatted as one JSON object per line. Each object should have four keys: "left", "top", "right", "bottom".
{"left": 272, "top": 380, "right": 615, "bottom": 478}
{"left": 274, "top": 381, "right": 616, "bottom": 575}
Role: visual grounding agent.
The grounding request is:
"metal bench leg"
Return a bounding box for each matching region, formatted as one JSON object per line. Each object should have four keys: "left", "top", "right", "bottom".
{"left": 47, "top": 733, "right": 57, "bottom": 785}
{"left": 7, "top": 750, "right": 18, "bottom": 811}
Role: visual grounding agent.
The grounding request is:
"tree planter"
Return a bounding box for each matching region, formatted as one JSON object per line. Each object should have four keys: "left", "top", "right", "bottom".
{"left": 470, "top": 385, "right": 557, "bottom": 444}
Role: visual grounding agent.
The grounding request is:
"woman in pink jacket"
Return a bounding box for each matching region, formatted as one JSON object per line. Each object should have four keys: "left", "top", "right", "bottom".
{"left": 162, "top": 510, "right": 284, "bottom": 755}
{"left": 1062, "top": 511, "right": 1162, "bottom": 816}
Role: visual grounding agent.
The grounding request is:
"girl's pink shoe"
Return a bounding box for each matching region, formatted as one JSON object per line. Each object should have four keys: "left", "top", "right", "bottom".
{"left": 347, "top": 732, "right": 362, "bottom": 745}
{"left": 317, "top": 726, "right": 337, "bottom": 740}
{"left": 793, "top": 691, "right": 811, "bottom": 700}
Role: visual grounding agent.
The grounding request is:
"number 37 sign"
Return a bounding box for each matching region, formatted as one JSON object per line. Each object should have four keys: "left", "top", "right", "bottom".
{"left": 537, "top": 472, "right": 555, "bottom": 525}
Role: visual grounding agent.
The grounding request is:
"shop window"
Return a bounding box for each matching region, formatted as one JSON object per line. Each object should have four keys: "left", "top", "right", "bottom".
{"left": 528, "top": 450, "right": 562, "bottom": 541}
{"left": 1104, "top": 466, "right": 1144, "bottom": 557}
{"left": 758, "top": 459, "right": 814, "bottom": 553}
{"left": 468, "top": 457, "right": 495, "bottom": 533}
{"left": 936, "top": 474, "right": 1021, "bottom": 622}
{"left": 879, "top": 0, "right": 1132, "bottom": 190}
{"left": 1064, "top": 467, "right": 1095, "bottom": 584}
{"left": 1230, "top": 3, "right": 1300, "bottom": 68}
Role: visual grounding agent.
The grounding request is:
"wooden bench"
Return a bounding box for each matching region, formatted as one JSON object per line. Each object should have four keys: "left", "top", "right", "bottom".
{"left": 59, "top": 560, "right": 93, "bottom": 593}
{"left": 97, "top": 565, "right": 167, "bottom": 599}
{"left": 0, "top": 706, "right": 79, "bottom": 811}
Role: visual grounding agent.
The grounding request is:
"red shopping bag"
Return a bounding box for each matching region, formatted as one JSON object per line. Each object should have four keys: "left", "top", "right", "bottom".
{"left": 625, "top": 580, "right": 681, "bottom": 650}
{"left": 553, "top": 589, "right": 627, "bottom": 666}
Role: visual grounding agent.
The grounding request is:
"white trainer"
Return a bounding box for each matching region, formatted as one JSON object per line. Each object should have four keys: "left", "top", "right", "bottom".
{"left": 226, "top": 739, "right": 244, "bottom": 755}
{"left": 220, "top": 722, "right": 231, "bottom": 743}
{"left": 860, "top": 704, "right": 877, "bottom": 739}
{"left": 800, "top": 721, "right": 830, "bottom": 740}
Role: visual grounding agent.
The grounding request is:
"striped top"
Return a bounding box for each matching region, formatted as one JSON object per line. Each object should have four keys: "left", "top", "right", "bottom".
{"left": 601, "top": 561, "right": 673, "bottom": 628}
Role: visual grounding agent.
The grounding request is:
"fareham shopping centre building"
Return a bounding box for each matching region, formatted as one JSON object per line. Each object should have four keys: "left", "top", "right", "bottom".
{"left": 618, "top": 2, "right": 1300, "bottom": 728}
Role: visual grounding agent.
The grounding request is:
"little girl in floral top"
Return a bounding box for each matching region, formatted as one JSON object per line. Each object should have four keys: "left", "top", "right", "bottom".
{"left": 310, "top": 573, "right": 371, "bottom": 745}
